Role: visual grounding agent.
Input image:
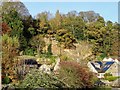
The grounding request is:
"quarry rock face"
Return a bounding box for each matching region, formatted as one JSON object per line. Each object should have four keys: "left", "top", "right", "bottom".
{"left": 39, "top": 64, "right": 51, "bottom": 74}
{"left": 53, "top": 58, "right": 60, "bottom": 71}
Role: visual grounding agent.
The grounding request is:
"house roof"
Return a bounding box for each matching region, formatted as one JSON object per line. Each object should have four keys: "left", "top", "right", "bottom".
{"left": 24, "top": 59, "right": 38, "bottom": 65}
{"left": 90, "top": 61, "right": 114, "bottom": 73}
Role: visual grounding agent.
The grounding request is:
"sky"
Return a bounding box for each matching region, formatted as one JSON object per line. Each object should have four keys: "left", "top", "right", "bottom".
{"left": 22, "top": 2, "right": 118, "bottom": 22}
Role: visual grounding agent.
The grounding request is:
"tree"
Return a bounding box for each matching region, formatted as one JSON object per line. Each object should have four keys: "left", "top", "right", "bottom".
{"left": 1, "top": 22, "right": 11, "bottom": 35}
{"left": 57, "top": 61, "right": 97, "bottom": 88}
{"left": 56, "top": 29, "right": 76, "bottom": 49}
{"left": 36, "top": 11, "right": 51, "bottom": 22}
{"left": 103, "top": 21, "right": 113, "bottom": 56}
{"left": 2, "top": 9, "right": 26, "bottom": 52}
{"left": 49, "top": 10, "right": 63, "bottom": 34}
{"left": 110, "top": 23, "right": 120, "bottom": 56}
{"left": 1, "top": 1, "right": 30, "bottom": 20}
{"left": 29, "top": 35, "right": 45, "bottom": 55}
{"left": 2, "top": 34, "right": 19, "bottom": 82}
{"left": 22, "top": 16, "right": 38, "bottom": 43}
{"left": 67, "top": 10, "right": 78, "bottom": 17}
{"left": 38, "top": 21, "right": 51, "bottom": 35}
{"left": 79, "top": 11, "right": 100, "bottom": 22}
{"left": 2, "top": 10, "right": 24, "bottom": 38}
{"left": 84, "top": 16, "right": 108, "bottom": 56}
{"left": 36, "top": 12, "right": 52, "bottom": 36}
{"left": 62, "top": 15, "right": 85, "bottom": 40}
{"left": 55, "top": 10, "right": 62, "bottom": 28}
{"left": 84, "top": 16, "right": 118, "bottom": 58}
{"left": 47, "top": 44, "right": 52, "bottom": 55}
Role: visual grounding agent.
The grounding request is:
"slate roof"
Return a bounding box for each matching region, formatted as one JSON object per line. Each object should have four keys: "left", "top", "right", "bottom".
{"left": 90, "top": 61, "right": 114, "bottom": 73}
{"left": 24, "top": 59, "right": 38, "bottom": 65}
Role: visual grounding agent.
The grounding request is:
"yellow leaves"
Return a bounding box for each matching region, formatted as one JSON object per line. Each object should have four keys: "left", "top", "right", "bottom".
{"left": 2, "top": 34, "right": 19, "bottom": 48}
{"left": 2, "top": 34, "right": 19, "bottom": 81}
{"left": 39, "top": 21, "right": 45, "bottom": 28}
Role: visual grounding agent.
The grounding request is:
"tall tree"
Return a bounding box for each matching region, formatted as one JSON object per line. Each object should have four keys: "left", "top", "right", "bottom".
{"left": 62, "top": 15, "right": 85, "bottom": 40}
{"left": 29, "top": 35, "right": 45, "bottom": 55}
{"left": 1, "top": 1, "right": 30, "bottom": 20}
{"left": 1, "top": 22, "right": 11, "bottom": 35}
{"left": 49, "top": 10, "right": 63, "bottom": 33}
{"left": 84, "top": 16, "right": 106, "bottom": 55}
{"left": 2, "top": 34, "right": 19, "bottom": 81}
{"left": 110, "top": 23, "right": 120, "bottom": 56}
{"left": 79, "top": 11, "right": 100, "bottom": 22}
{"left": 36, "top": 12, "right": 51, "bottom": 36}
{"left": 56, "top": 29, "right": 76, "bottom": 49}
{"left": 2, "top": 10, "right": 24, "bottom": 38}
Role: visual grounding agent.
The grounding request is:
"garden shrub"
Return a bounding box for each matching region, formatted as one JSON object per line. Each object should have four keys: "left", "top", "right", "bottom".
{"left": 57, "top": 61, "right": 97, "bottom": 88}
{"left": 23, "top": 47, "right": 36, "bottom": 56}
{"left": 2, "top": 34, "right": 19, "bottom": 83}
{"left": 103, "top": 73, "right": 119, "bottom": 81}
{"left": 49, "top": 55, "right": 56, "bottom": 64}
{"left": 39, "top": 54, "right": 56, "bottom": 65}
{"left": 104, "top": 73, "right": 112, "bottom": 77}
{"left": 104, "top": 76, "right": 120, "bottom": 81}
{"left": 14, "top": 69, "right": 66, "bottom": 88}
{"left": 60, "top": 55, "right": 72, "bottom": 61}
{"left": 47, "top": 44, "right": 52, "bottom": 55}
{"left": 2, "top": 76, "right": 12, "bottom": 84}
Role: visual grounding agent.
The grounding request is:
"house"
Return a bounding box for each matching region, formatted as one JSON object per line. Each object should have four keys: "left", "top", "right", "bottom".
{"left": 24, "top": 59, "right": 38, "bottom": 68}
{"left": 16, "top": 58, "right": 42, "bottom": 76}
{"left": 87, "top": 57, "right": 120, "bottom": 78}
{"left": 105, "top": 58, "right": 120, "bottom": 77}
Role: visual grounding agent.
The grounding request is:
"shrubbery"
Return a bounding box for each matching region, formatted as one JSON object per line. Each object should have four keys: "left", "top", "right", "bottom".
{"left": 2, "top": 76, "right": 12, "bottom": 84}
{"left": 39, "top": 54, "right": 57, "bottom": 65}
{"left": 104, "top": 76, "right": 120, "bottom": 81}
{"left": 60, "top": 55, "right": 72, "bottom": 61}
{"left": 104, "top": 73, "right": 112, "bottom": 77}
{"left": 56, "top": 61, "right": 97, "bottom": 88}
{"left": 10, "top": 61, "right": 97, "bottom": 88}
{"left": 23, "top": 47, "right": 36, "bottom": 56}
{"left": 2, "top": 34, "right": 19, "bottom": 83}
{"left": 104, "top": 73, "right": 120, "bottom": 81}
{"left": 47, "top": 44, "right": 52, "bottom": 55}
{"left": 13, "top": 69, "right": 66, "bottom": 88}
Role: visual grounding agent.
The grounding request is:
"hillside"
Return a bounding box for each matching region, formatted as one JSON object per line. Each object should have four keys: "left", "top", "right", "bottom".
{"left": 1, "top": 1, "right": 120, "bottom": 89}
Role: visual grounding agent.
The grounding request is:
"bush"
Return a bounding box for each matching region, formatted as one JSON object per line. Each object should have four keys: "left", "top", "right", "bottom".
{"left": 14, "top": 69, "right": 66, "bottom": 88}
{"left": 23, "top": 47, "right": 36, "bottom": 56}
{"left": 39, "top": 54, "right": 56, "bottom": 64}
{"left": 60, "top": 55, "right": 72, "bottom": 61}
{"left": 104, "top": 76, "right": 120, "bottom": 81}
{"left": 47, "top": 44, "right": 52, "bottom": 55}
{"left": 56, "top": 61, "right": 97, "bottom": 88}
{"left": 49, "top": 55, "right": 56, "bottom": 64}
{"left": 2, "top": 76, "right": 12, "bottom": 84}
{"left": 104, "top": 73, "right": 112, "bottom": 77}
{"left": 2, "top": 34, "right": 19, "bottom": 82}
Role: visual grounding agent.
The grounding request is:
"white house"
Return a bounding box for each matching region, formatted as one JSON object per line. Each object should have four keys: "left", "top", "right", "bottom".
{"left": 105, "top": 59, "right": 120, "bottom": 77}
{"left": 87, "top": 57, "right": 120, "bottom": 78}
{"left": 87, "top": 62, "right": 98, "bottom": 73}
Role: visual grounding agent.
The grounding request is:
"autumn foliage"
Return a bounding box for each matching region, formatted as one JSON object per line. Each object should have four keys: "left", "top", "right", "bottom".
{"left": 57, "top": 61, "right": 97, "bottom": 88}
{"left": 1, "top": 22, "right": 11, "bottom": 35}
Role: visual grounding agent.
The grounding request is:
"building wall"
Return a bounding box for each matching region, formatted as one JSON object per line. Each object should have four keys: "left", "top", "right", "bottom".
{"left": 97, "top": 73, "right": 105, "bottom": 78}
{"left": 106, "top": 62, "right": 120, "bottom": 76}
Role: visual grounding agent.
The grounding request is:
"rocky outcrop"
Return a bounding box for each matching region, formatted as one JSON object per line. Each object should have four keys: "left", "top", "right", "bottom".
{"left": 53, "top": 58, "right": 60, "bottom": 71}
{"left": 39, "top": 64, "right": 51, "bottom": 74}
